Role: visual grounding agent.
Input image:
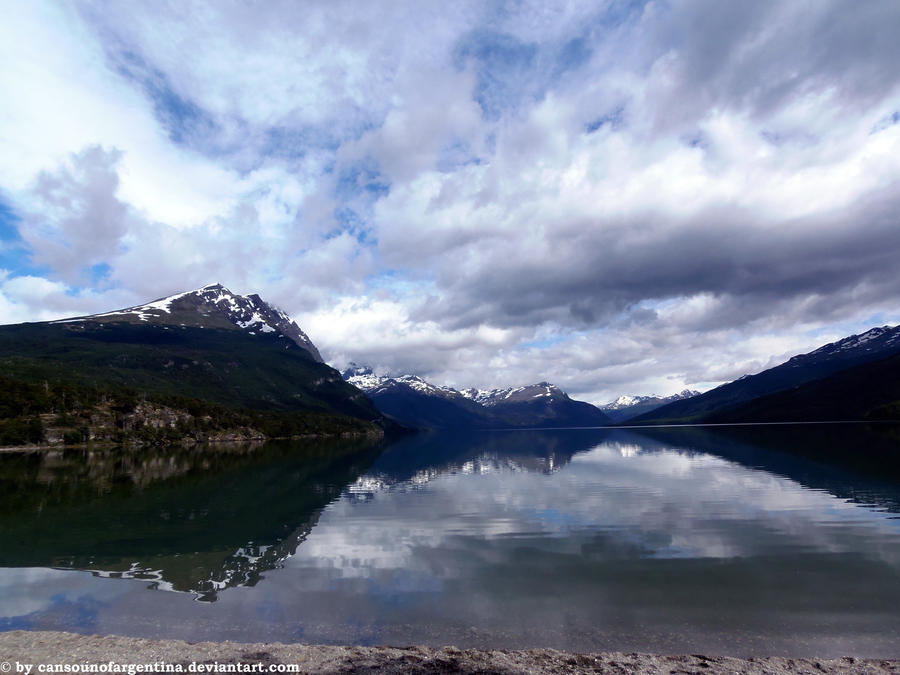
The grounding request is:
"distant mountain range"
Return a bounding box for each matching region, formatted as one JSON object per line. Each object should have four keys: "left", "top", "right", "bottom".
{"left": 599, "top": 390, "right": 701, "bottom": 423}
{"left": 0, "top": 284, "right": 385, "bottom": 447}
{"left": 634, "top": 325, "right": 900, "bottom": 424}
{"left": 342, "top": 365, "right": 612, "bottom": 429}
{"left": 1, "top": 283, "right": 898, "bottom": 446}
{"left": 343, "top": 320, "right": 900, "bottom": 429}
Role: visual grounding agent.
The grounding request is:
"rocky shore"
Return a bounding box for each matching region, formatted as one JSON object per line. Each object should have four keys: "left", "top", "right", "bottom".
{"left": 1, "top": 632, "right": 897, "bottom": 675}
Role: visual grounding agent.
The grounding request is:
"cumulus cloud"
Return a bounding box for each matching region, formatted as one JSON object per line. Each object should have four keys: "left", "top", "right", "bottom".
{"left": 22, "top": 146, "right": 129, "bottom": 284}
{"left": 0, "top": 271, "right": 122, "bottom": 324}
{"left": 2, "top": 0, "right": 900, "bottom": 400}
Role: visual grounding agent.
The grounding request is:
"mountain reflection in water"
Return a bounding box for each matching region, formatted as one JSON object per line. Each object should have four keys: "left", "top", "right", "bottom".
{"left": 1, "top": 424, "right": 899, "bottom": 656}
{"left": 0, "top": 439, "right": 384, "bottom": 601}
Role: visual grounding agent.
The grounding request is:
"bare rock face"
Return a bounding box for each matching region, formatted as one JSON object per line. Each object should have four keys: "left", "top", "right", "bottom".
{"left": 122, "top": 402, "right": 193, "bottom": 431}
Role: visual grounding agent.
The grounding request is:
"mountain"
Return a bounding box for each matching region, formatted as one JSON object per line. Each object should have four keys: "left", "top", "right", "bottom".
{"left": 61, "top": 283, "right": 323, "bottom": 362}
{"left": 0, "top": 285, "right": 384, "bottom": 446}
{"left": 343, "top": 365, "right": 611, "bottom": 429}
{"left": 466, "top": 382, "right": 613, "bottom": 427}
{"left": 0, "top": 438, "right": 383, "bottom": 601}
{"left": 633, "top": 325, "right": 900, "bottom": 424}
{"left": 704, "top": 350, "right": 900, "bottom": 423}
{"left": 343, "top": 365, "right": 496, "bottom": 428}
{"left": 600, "top": 390, "right": 700, "bottom": 423}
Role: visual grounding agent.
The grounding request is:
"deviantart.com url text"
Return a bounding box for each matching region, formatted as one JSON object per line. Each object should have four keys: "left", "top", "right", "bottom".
{"left": 2, "top": 663, "right": 300, "bottom": 674}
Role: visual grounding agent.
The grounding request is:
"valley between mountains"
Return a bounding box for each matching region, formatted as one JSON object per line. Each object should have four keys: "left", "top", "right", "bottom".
{"left": 2, "top": 284, "right": 900, "bottom": 449}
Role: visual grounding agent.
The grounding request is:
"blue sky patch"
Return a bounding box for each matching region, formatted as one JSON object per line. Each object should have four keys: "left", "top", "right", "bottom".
{"left": 454, "top": 30, "right": 539, "bottom": 120}
{"left": 437, "top": 138, "right": 482, "bottom": 173}
{"left": 331, "top": 208, "right": 376, "bottom": 247}
{"left": 598, "top": 0, "right": 654, "bottom": 29}
{"left": 587, "top": 106, "right": 625, "bottom": 133}
{"left": 336, "top": 159, "right": 390, "bottom": 202}
{"left": 0, "top": 197, "right": 47, "bottom": 278}
{"left": 110, "top": 45, "right": 222, "bottom": 153}
{"left": 555, "top": 37, "right": 593, "bottom": 76}
{"left": 88, "top": 262, "right": 113, "bottom": 285}
{"left": 0, "top": 199, "right": 21, "bottom": 243}
{"left": 264, "top": 125, "right": 339, "bottom": 161}
{"left": 872, "top": 111, "right": 900, "bottom": 134}
{"left": 521, "top": 334, "right": 569, "bottom": 350}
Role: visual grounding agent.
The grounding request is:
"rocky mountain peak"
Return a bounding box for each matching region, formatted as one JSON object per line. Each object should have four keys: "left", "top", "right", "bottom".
{"left": 341, "top": 362, "right": 374, "bottom": 378}
{"left": 54, "top": 283, "right": 323, "bottom": 362}
{"left": 797, "top": 325, "right": 900, "bottom": 363}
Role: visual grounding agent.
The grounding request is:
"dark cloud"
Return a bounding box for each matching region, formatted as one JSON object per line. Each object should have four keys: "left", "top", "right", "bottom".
{"left": 455, "top": 30, "right": 540, "bottom": 120}
{"left": 407, "top": 180, "right": 900, "bottom": 336}
{"left": 4, "top": 0, "right": 900, "bottom": 399}
{"left": 22, "top": 147, "right": 129, "bottom": 285}
{"left": 641, "top": 0, "right": 900, "bottom": 124}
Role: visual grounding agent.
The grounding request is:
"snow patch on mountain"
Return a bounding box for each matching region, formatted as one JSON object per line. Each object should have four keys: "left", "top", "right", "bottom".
{"left": 802, "top": 325, "right": 900, "bottom": 360}
{"left": 345, "top": 367, "right": 576, "bottom": 408}
{"left": 342, "top": 365, "right": 474, "bottom": 400}
{"left": 601, "top": 389, "right": 700, "bottom": 410}
{"left": 52, "top": 283, "right": 323, "bottom": 362}
{"left": 460, "top": 388, "right": 506, "bottom": 404}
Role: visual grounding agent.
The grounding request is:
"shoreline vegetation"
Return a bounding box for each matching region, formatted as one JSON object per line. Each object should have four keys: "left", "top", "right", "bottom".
{"left": 0, "top": 319, "right": 390, "bottom": 451}
{"left": 1, "top": 631, "right": 897, "bottom": 675}
{"left": 0, "top": 375, "right": 384, "bottom": 451}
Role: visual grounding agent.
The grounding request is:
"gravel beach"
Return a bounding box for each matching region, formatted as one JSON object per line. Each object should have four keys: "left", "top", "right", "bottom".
{"left": 1, "top": 631, "right": 898, "bottom": 675}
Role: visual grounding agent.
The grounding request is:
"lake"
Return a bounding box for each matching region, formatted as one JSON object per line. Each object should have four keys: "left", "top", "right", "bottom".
{"left": 2, "top": 424, "right": 899, "bottom": 657}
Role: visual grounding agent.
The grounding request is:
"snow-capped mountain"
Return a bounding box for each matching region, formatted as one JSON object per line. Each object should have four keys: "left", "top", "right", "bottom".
{"left": 478, "top": 381, "right": 611, "bottom": 427}
{"left": 605, "top": 395, "right": 649, "bottom": 409}
{"left": 787, "top": 325, "right": 900, "bottom": 366}
{"left": 342, "top": 367, "right": 611, "bottom": 429}
{"left": 462, "top": 383, "right": 563, "bottom": 406}
{"left": 342, "top": 364, "right": 495, "bottom": 428}
{"left": 7, "top": 285, "right": 382, "bottom": 425}
{"left": 600, "top": 390, "right": 701, "bottom": 423}
{"left": 342, "top": 364, "right": 390, "bottom": 391}
{"left": 459, "top": 387, "right": 508, "bottom": 404}
{"left": 459, "top": 383, "right": 570, "bottom": 407}
{"left": 603, "top": 390, "right": 700, "bottom": 411}
{"left": 343, "top": 364, "right": 465, "bottom": 400}
{"left": 55, "top": 283, "right": 323, "bottom": 362}
{"left": 634, "top": 324, "right": 900, "bottom": 424}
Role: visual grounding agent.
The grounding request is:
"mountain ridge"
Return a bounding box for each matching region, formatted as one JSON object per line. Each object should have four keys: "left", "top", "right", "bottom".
{"left": 0, "top": 286, "right": 385, "bottom": 446}
{"left": 52, "top": 283, "right": 323, "bottom": 362}
{"left": 342, "top": 364, "right": 611, "bottom": 429}
{"left": 633, "top": 325, "right": 900, "bottom": 424}
{"left": 600, "top": 390, "right": 701, "bottom": 423}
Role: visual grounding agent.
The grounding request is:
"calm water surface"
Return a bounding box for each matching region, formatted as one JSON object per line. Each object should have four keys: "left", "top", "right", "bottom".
{"left": 2, "top": 425, "right": 900, "bottom": 657}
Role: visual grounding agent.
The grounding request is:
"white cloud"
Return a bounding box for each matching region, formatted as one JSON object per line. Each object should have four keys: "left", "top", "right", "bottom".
{"left": 0, "top": 272, "right": 123, "bottom": 324}
{"left": 292, "top": 438, "right": 900, "bottom": 575}
{"left": 0, "top": 2, "right": 240, "bottom": 227}
{"left": 2, "top": 0, "right": 900, "bottom": 398}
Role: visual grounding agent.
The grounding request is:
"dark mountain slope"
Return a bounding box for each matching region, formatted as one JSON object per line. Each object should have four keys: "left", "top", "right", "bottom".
{"left": 0, "top": 321, "right": 371, "bottom": 418}
{"left": 600, "top": 390, "right": 700, "bottom": 423}
{"left": 705, "top": 351, "right": 900, "bottom": 423}
{"left": 483, "top": 383, "right": 612, "bottom": 427}
{"left": 75, "top": 282, "right": 323, "bottom": 361}
{"left": 343, "top": 367, "right": 610, "bottom": 429}
{"left": 365, "top": 382, "right": 497, "bottom": 429}
{"left": 634, "top": 325, "right": 900, "bottom": 424}
{"left": 0, "top": 285, "right": 384, "bottom": 445}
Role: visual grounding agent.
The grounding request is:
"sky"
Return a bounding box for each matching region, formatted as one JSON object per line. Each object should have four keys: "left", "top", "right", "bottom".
{"left": 2, "top": 0, "right": 900, "bottom": 405}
